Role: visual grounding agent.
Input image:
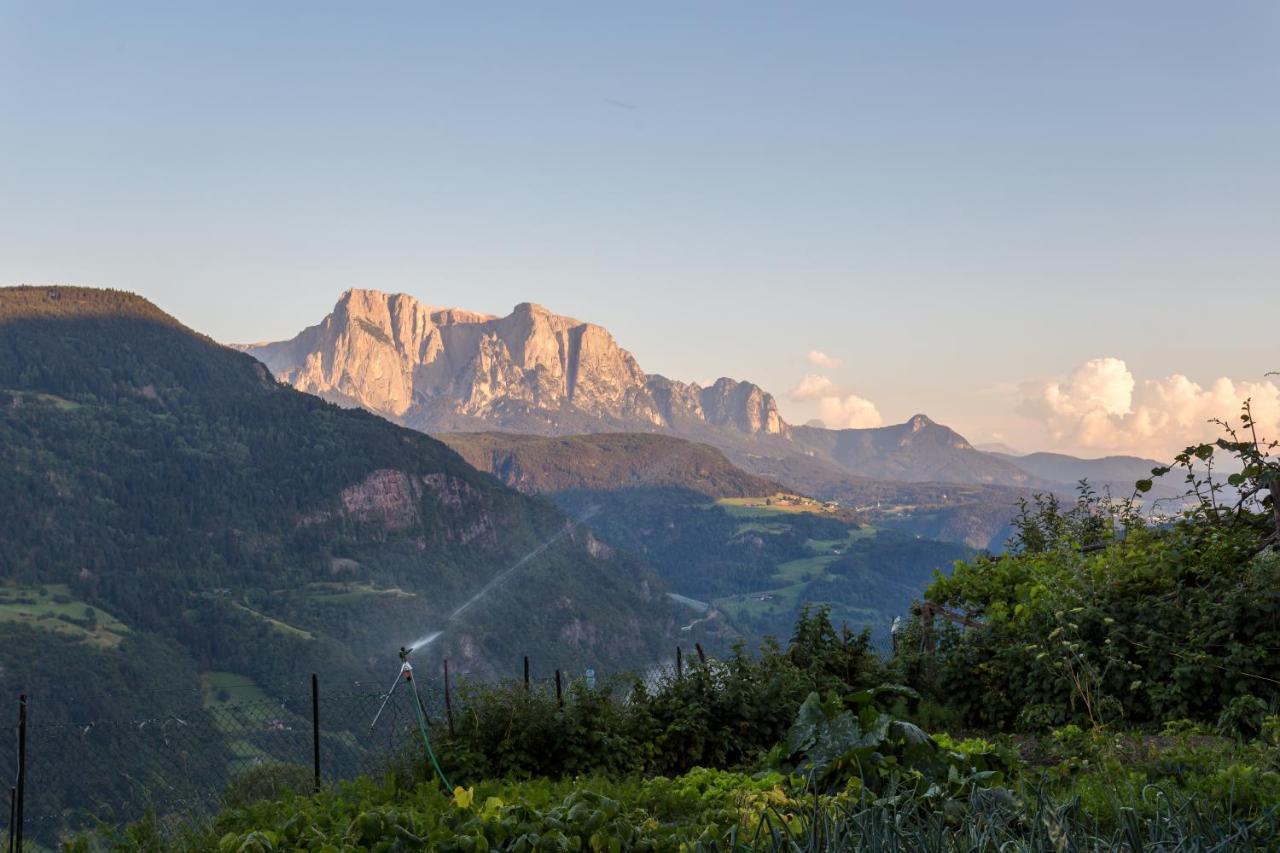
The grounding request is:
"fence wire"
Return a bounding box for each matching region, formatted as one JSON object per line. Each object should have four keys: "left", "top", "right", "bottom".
{"left": 1, "top": 678, "right": 451, "bottom": 849}
{"left": 1, "top": 653, "right": 655, "bottom": 850}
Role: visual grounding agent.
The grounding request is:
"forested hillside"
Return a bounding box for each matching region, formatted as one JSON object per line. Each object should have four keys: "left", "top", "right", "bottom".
{"left": 440, "top": 431, "right": 970, "bottom": 645}
{"left": 0, "top": 286, "right": 691, "bottom": 713}
{"left": 439, "top": 432, "right": 782, "bottom": 497}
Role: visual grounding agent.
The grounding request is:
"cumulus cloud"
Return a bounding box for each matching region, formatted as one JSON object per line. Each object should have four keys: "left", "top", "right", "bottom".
{"left": 789, "top": 374, "right": 838, "bottom": 401}
{"left": 819, "top": 394, "right": 884, "bottom": 429}
{"left": 807, "top": 350, "right": 841, "bottom": 369}
{"left": 788, "top": 374, "right": 883, "bottom": 429}
{"left": 1019, "top": 357, "right": 1280, "bottom": 458}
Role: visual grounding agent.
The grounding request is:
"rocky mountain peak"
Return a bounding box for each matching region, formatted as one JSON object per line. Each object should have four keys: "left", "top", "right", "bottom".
{"left": 241, "top": 291, "right": 783, "bottom": 438}
{"left": 239, "top": 290, "right": 1048, "bottom": 488}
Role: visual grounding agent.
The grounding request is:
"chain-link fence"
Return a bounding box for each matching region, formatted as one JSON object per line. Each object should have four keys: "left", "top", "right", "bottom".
{"left": 1, "top": 673, "right": 458, "bottom": 850}
{"left": 0, "top": 648, "right": 672, "bottom": 852}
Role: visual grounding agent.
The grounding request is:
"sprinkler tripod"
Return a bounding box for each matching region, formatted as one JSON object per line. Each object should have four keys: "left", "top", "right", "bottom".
{"left": 369, "top": 645, "right": 453, "bottom": 789}
{"left": 369, "top": 646, "right": 420, "bottom": 732}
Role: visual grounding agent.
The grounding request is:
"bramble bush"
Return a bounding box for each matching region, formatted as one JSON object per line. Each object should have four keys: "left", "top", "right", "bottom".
{"left": 895, "top": 403, "right": 1280, "bottom": 731}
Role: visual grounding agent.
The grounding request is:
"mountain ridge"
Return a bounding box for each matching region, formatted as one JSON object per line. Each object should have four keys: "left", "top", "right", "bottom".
{"left": 439, "top": 431, "right": 785, "bottom": 498}
{"left": 240, "top": 289, "right": 1039, "bottom": 489}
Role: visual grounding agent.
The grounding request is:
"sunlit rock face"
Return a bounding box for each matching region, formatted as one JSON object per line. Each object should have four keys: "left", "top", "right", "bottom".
{"left": 241, "top": 289, "right": 788, "bottom": 439}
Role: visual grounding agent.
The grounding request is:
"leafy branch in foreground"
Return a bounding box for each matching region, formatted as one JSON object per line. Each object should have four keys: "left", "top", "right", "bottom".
{"left": 1139, "top": 397, "right": 1280, "bottom": 547}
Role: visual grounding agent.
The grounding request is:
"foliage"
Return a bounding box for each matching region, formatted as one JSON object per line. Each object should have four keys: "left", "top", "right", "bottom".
{"left": 770, "top": 688, "right": 1015, "bottom": 799}
{"left": 82, "top": 742, "right": 1280, "bottom": 852}
{"left": 222, "top": 764, "right": 317, "bottom": 811}
{"left": 424, "top": 607, "right": 884, "bottom": 783}
{"left": 900, "top": 498, "right": 1280, "bottom": 730}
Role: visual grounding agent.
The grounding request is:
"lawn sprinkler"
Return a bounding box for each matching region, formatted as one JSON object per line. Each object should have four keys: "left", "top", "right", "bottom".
{"left": 368, "top": 643, "right": 453, "bottom": 789}
{"left": 368, "top": 645, "right": 418, "bottom": 732}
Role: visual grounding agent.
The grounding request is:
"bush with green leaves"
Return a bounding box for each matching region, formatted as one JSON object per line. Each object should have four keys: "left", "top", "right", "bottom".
{"left": 897, "top": 502, "right": 1280, "bottom": 730}
{"left": 424, "top": 606, "right": 884, "bottom": 784}
{"left": 768, "top": 686, "right": 1016, "bottom": 802}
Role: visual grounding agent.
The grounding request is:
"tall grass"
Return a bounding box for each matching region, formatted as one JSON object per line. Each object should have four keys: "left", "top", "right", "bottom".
{"left": 743, "top": 784, "right": 1279, "bottom": 852}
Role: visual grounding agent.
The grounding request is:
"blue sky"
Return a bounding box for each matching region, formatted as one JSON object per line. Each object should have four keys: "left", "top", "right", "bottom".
{"left": 2, "top": 2, "right": 1277, "bottom": 455}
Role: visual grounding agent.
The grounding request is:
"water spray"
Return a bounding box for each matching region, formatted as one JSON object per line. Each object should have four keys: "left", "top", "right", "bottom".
{"left": 394, "top": 504, "right": 603, "bottom": 655}
{"left": 369, "top": 506, "right": 602, "bottom": 789}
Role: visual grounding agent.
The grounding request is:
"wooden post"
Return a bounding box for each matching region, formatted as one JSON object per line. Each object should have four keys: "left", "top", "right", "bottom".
{"left": 676, "top": 646, "right": 683, "bottom": 679}
{"left": 310, "top": 674, "right": 321, "bottom": 794}
{"left": 554, "top": 669, "right": 563, "bottom": 707}
{"left": 695, "top": 643, "right": 706, "bottom": 664}
{"left": 523, "top": 656, "right": 530, "bottom": 692}
{"left": 443, "top": 660, "right": 455, "bottom": 736}
{"left": 15, "top": 695, "right": 26, "bottom": 853}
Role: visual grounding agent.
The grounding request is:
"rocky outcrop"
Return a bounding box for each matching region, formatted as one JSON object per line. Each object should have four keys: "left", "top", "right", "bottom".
{"left": 339, "top": 468, "right": 496, "bottom": 543}
{"left": 240, "top": 289, "right": 786, "bottom": 440}
{"left": 340, "top": 469, "right": 421, "bottom": 530}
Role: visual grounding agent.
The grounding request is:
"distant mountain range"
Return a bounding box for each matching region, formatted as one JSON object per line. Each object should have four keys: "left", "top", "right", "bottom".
{"left": 241, "top": 290, "right": 1169, "bottom": 548}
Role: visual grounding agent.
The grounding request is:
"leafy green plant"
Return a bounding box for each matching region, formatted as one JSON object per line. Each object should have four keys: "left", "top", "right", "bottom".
{"left": 771, "top": 687, "right": 1013, "bottom": 800}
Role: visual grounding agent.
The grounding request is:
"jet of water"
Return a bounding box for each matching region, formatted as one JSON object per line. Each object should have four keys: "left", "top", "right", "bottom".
{"left": 401, "top": 505, "right": 601, "bottom": 652}
{"left": 449, "top": 505, "right": 601, "bottom": 621}
{"left": 408, "top": 630, "right": 442, "bottom": 651}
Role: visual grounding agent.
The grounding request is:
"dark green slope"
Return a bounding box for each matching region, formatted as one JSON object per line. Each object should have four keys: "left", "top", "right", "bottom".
{"left": 0, "top": 286, "right": 686, "bottom": 709}
{"left": 436, "top": 429, "right": 972, "bottom": 645}
{"left": 439, "top": 431, "right": 784, "bottom": 498}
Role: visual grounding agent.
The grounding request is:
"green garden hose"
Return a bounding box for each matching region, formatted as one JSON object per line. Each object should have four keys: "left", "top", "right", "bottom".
{"left": 407, "top": 674, "right": 453, "bottom": 791}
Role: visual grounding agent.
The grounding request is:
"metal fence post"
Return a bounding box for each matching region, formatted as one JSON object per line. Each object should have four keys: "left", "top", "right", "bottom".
{"left": 15, "top": 695, "right": 26, "bottom": 853}
{"left": 443, "top": 660, "right": 455, "bottom": 737}
{"left": 523, "top": 656, "right": 530, "bottom": 692}
{"left": 8, "top": 786, "right": 15, "bottom": 853}
{"left": 311, "top": 675, "right": 321, "bottom": 794}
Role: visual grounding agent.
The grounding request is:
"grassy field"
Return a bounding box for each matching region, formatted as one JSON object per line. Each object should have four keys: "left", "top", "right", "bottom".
{"left": 0, "top": 584, "right": 129, "bottom": 647}
{"left": 200, "top": 671, "right": 274, "bottom": 708}
{"left": 198, "top": 671, "right": 301, "bottom": 763}
{"left": 287, "top": 581, "right": 416, "bottom": 604}
{"left": 230, "top": 602, "right": 316, "bottom": 640}
{"left": 716, "top": 493, "right": 837, "bottom": 518}
{"left": 3, "top": 389, "right": 81, "bottom": 410}
{"left": 804, "top": 525, "right": 877, "bottom": 553}
{"left": 733, "top": 521, "right": 791, "bottom": 536}
{"left": 711, "top": 528, "right": 879, "bottom": 623}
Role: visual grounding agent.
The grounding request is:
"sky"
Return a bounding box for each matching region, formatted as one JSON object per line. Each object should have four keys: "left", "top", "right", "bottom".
{"left": 2, "top": 2, "right": 1278, "bottom": 458}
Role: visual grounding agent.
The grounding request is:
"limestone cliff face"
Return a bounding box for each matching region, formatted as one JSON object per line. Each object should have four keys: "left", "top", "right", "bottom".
{"left": 242, "top": 289, "right": 788, "bottom": 440}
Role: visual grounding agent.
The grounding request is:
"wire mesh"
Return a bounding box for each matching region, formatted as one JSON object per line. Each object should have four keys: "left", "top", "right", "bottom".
{"left": 1, "top": 680, "right": 440, "bottom": 849}
{"left": 1, "top": 657, "right": 647, "bottom": 849}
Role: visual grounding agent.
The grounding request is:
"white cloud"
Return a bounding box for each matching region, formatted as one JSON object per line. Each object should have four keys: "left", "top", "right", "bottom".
{"left": 789, "top": 374, "right": 838, "bottom": 401}
{"left": 1019, "top": 357, "right": 1280, "bottom": 458}
{"left": 820, "top": 393, "right": 884, "bottom": 429}
{"left": 807, "top": 350, "right": 841, "bottom": 369}
{"left": 788, "top": 374, "right": 883, "bottom": 429}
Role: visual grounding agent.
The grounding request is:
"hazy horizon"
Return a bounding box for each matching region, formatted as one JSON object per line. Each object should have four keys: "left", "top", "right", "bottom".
{"left": 4, "top": 2, "right": 1277, "bottom": 457}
